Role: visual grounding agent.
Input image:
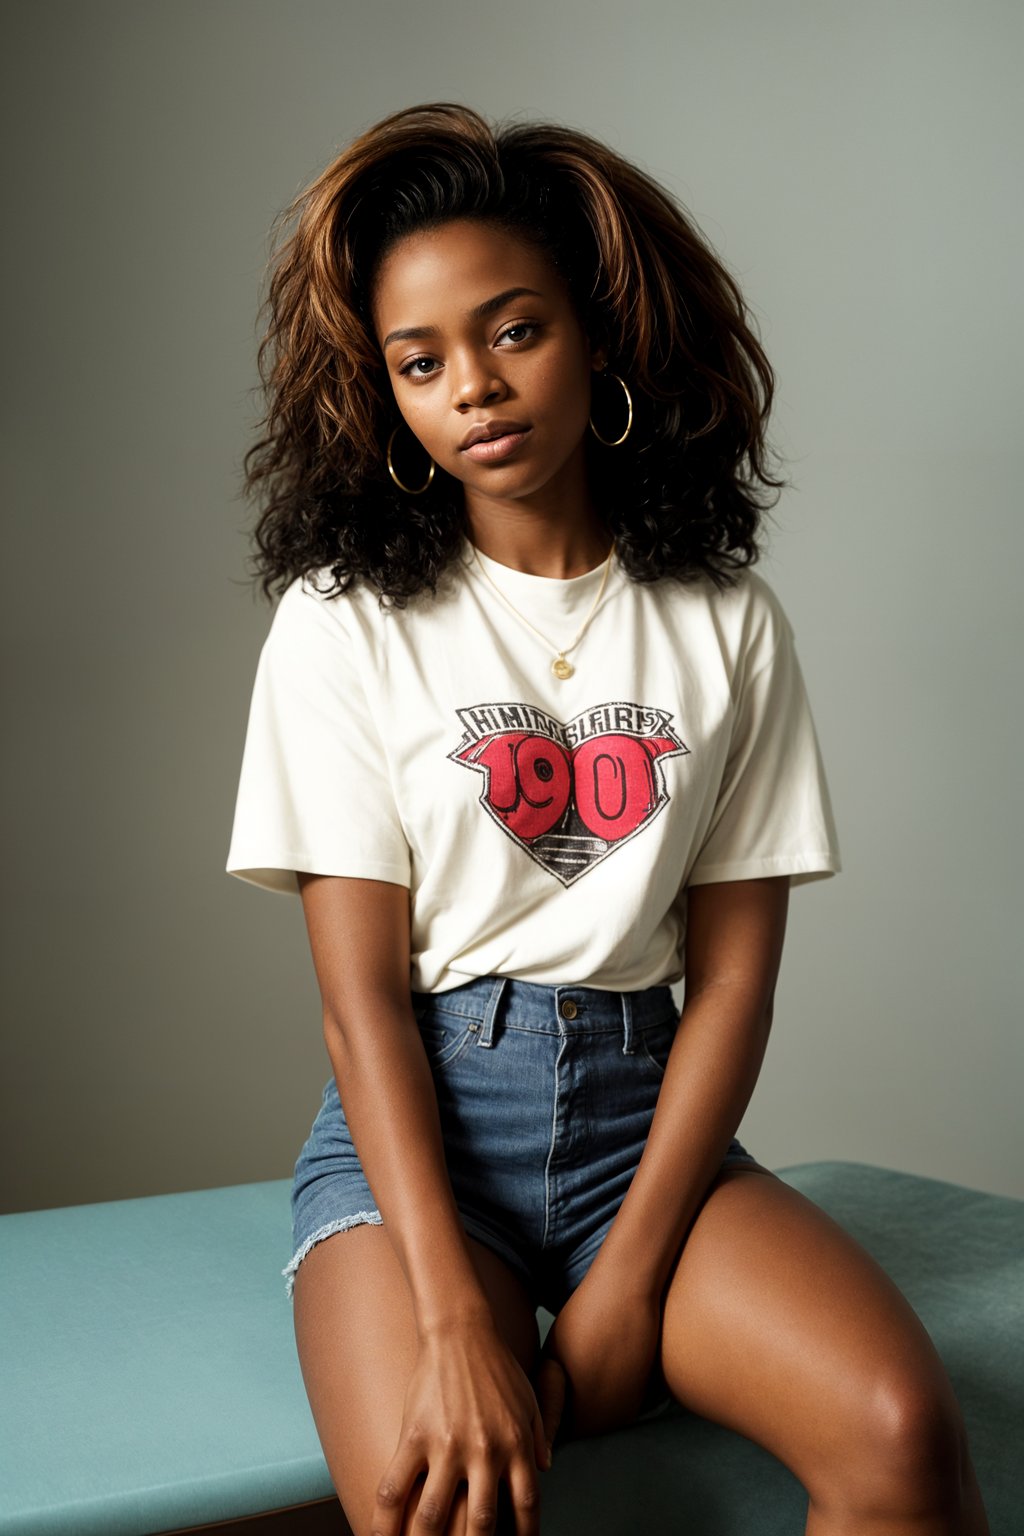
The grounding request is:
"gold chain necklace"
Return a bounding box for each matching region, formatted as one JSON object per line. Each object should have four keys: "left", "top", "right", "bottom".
{"left": 470, "top": 540, "right": 616, "bottom": 680}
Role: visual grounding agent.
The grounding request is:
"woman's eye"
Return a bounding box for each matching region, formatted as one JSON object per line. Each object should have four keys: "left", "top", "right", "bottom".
{"left": 399, "top": 356, "right": 440, "bottom": 378}
{"left": 499, "top": 323, "right": 537, "bottom": 345}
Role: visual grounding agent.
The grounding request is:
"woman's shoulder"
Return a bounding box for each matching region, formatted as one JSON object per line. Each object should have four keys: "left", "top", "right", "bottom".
{"left": 269, "top": 566, "right": 384, "bottom": 638}
{"left": 713, "top": 565, "right": 791, "bottom": 636}
{"left": 656, "top": 564, "right": 793, "bottom": 661}
{"left": 272, "top": 565, "right": 459, "bottom": 678}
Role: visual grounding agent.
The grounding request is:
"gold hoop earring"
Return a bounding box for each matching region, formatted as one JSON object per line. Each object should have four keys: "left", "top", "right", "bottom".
{"left": 589, "top": 370, "right": 634, "bottom": 447}
{"left": 386, "top": 426, "right": 436, "bottom": 495}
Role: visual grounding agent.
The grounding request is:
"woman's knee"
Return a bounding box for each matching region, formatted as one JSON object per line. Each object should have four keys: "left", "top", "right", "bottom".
{"left": 816, "top": 1364, "right": 970, "bottom": 1518}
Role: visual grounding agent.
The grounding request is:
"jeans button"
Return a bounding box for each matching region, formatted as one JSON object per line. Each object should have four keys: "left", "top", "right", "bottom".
{"left": 560, "top": 998, "right": 578, "bottom": 1020}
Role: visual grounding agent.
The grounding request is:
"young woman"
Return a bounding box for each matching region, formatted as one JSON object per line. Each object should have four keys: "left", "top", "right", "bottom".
{"left": 227, "top": 104, "right": 988, "bottom": 1536}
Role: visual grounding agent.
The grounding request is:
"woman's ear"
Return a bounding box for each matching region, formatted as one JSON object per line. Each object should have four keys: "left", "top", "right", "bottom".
{"left": 586, "top": 321, "right": 610, "bottom": 373}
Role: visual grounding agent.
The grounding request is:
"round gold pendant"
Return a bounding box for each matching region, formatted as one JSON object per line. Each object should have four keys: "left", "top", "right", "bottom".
{"left": 552, "top": 656, "right": 574, "bottom": 680}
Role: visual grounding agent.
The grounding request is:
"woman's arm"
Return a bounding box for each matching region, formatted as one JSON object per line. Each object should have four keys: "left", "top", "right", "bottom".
{"left": 541, "top": 875, "right": 790, "bottom": 1433}
{"left": 298, "top": 870, "right": 491, "bottom": 1329}
{"left": 297, "top": 872, "right": 555, "bottom": 1535}
{"left": 593, "top": 873, "right": 789, "bottom": 1289}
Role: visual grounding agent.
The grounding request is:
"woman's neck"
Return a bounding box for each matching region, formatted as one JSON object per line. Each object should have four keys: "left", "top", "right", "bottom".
{"left": 461, "top": 439, "right": 612, "bottom": 579}
{"left": 464, "top": 494, "right": 611, "bottom": 580}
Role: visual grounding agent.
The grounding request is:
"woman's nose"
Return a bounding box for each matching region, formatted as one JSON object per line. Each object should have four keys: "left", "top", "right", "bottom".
{"left": 450, "top": 352, "right": 507, "bottom": 411}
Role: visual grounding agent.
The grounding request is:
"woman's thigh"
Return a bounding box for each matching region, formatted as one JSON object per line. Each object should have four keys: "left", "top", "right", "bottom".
{"left": 292, "top": 1224, "right": 540, "bottom": 1536}
{"left": 657, "top": 1166, "right": 976, "bottom": 1516}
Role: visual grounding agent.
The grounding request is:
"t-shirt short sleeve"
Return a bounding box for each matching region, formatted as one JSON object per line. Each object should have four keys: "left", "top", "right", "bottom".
{"left": 225, "top": 577, "right": 412, "bottom": 895}
{"left": 686, "top": 598, "right": 841, "bottom": 888}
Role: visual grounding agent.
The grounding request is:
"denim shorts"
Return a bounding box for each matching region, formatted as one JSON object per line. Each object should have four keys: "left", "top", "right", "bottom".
{"left": 284, "top": 974, "right": 759, "bottom": 1314}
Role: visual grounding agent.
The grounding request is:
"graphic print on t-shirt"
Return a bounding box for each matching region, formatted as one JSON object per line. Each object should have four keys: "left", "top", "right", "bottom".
{"left": 449, "top": 701, "right": 689, "bottom": 886}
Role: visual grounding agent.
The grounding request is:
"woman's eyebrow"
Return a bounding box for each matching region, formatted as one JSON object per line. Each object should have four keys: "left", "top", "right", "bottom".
{"left": 381, "top": 287, "right": 544, "bottom": 351}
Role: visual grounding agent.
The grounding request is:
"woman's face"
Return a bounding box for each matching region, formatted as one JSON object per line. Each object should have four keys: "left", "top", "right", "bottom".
{"left": 371, "top": 218, "right": 604, "bottom": 512}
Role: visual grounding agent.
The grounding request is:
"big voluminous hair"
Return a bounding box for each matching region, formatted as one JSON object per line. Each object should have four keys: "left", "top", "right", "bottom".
{"left": 243, "top": 103, "right": 784, "bottom": 604}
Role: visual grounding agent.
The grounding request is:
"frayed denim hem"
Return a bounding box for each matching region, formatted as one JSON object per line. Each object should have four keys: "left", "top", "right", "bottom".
{"left": 282, "top": 1211, "right": 383, "bottom": 1301}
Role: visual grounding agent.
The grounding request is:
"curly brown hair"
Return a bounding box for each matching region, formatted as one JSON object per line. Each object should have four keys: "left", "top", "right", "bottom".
{"left": 243, "top": 102, "right": 784, "bottom": 605}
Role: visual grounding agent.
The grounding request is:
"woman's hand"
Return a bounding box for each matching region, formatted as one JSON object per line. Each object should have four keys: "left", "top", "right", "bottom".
{"left": 539, "top": 1268, "right": 663, "bottom": 1439}
{"left": 371, "top": 1313, "right": 558, "bottom": 1536}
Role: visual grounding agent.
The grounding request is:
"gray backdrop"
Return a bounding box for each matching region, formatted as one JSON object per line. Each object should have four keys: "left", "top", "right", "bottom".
{"left": 3, "top": 0, "right": 1020, "bottom": 1213}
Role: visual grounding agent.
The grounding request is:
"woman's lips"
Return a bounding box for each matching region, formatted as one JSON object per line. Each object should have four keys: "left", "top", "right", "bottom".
{"left": 460, "top": 429, "right": 531, "bottom": 464}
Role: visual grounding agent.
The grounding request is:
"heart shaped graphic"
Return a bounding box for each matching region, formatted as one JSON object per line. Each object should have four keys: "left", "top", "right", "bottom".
{"left": 449, "top": 699, "right": 688, "bottom": 885}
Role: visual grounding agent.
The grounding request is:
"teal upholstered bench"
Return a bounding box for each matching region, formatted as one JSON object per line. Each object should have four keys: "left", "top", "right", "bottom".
{"left": 1, "top": 1162, "right": 1020, "bottom": 1535}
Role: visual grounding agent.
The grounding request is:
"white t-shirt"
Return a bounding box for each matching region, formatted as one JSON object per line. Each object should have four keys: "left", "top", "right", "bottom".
{"left": 226, "top": 540, "right": 840, "bottom": 993}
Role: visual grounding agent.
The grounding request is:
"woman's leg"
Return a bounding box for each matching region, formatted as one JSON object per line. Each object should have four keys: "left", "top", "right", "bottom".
{"left": 657, "top": 1166, "right": 989, "bottom": 1536}
{"left": 292, "top": 1224, "right": 540, "bottom": 1536}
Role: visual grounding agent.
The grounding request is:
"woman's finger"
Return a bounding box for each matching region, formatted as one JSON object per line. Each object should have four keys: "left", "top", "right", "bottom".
{"left": 464, "top": 1466, "right": 502, "bottom": 1536}
{"left": 505, "top": 1453, "right": 543, "bottom": 1536}
{"left": 408, "top": 1462, "right": 458, "bottom": 1534}
{"left": 534, "top": 1355, "right": 567, "bottom": 1460}
{"left": 371, "top": 1442, "right": 423, "bottom": 1536}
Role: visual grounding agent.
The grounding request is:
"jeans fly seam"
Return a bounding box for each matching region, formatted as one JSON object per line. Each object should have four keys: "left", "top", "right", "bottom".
{"left": 541, "top": 1032, "right": 567, "bottom": 1249}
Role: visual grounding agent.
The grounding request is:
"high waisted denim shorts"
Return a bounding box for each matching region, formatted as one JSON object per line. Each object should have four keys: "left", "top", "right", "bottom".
{"left": 284, "top": 975, "right": 758, "bottom": 1312}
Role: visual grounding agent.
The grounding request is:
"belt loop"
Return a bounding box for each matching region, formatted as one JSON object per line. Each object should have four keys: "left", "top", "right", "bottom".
{"left": 477, "top": 975, "right": 507, "bottom": 1048}
{"left": 621, "top": 990, "right": 636, "bottom": 1055}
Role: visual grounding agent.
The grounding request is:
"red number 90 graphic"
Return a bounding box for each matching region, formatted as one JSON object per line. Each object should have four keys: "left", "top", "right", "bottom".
{"left": 469, "top": 732, "right": 666, "bottom": 843}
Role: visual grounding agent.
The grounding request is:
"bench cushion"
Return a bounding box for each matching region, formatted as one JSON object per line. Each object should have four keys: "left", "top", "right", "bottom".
{"left": 0, "top": 1161, "right": 1020, "bottom": 1534}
